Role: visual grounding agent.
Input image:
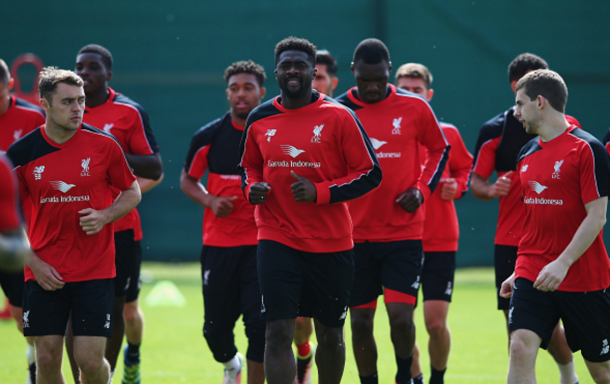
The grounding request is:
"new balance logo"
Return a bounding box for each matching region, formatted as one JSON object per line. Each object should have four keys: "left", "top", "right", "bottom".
{"left": 104, "top": 313, "right": 111, "bottom": 329}
{"left": 33, "top": 166, "right": 45, "bottom": 180}
{"left": 392, "top": 117, "right": 402, "bottom": 135}
{"left": 81, "top": 158, "right": 91, "bottom": 176}
{"left": 370, "top": 138, "right": 387, "bottom": 150}
{"left": 203, "top": 270, "right": 210, "bottom": 286}
{"left": 265, "top": 129, "right": 276, "bottom": 142}
{"left": 339, "top": 306, "right": 348, "bottom": 321}
{"left": 521, "top": 164, "right": 529, "bottom": 172}
{"left": 50, "top": 181, "right": 76, "bottom": 193}
{"left": 601, "top": 339, "right": 609, "bottom": 355}
{"left": 103, "top": 123, "right": 114, "bottom": 133}
{"left": 552, "top": 159, "right": 564, "bottom": 179}
{"left": 411, "top": 276, "right": 420, "bottom": 290}
{"left": 280, "top": 145, "right": 306, "bottom": 158}
{"left": 261, "top": 296, "right": 266, "bottom": 313}
{"left": 529, "top": 181, "right": 548, "bottom": 194}
{"left": 444, "top": 282, "right": 453, "bottom": 296}
{"left": 311, "top": 124, "right": 324, "bottom": 143}
{"left": 23, "top": 311, "right": 30, "bottom": 328}
{"left": 508, "top": 307, "right": 514, "bottom": 324}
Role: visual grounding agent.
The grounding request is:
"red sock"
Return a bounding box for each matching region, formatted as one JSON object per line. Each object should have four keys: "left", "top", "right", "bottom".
{"left": 296, "top": 341, "right": 311, "bottom": 358}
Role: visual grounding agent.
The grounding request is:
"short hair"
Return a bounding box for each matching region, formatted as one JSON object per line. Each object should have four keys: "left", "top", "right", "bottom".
{"left": 0, "top": 59, "right": 9, "bottom": 86}
{"left": 353, "top": 38, "right": 390, "bottom": 65}
{"left": 224, "top": 60, "right": 266, "bottom": 87}
{"left": 394, "top": 63, "right": 433, "bottom": 89}
{"left": 274, "top": 37, "right": 317, "bottom": 67}
{"left": 508, "top": 53, "right": 548, "bottom": 83}
{"left": 515, "top": 69, "right": 567, "bottom": 113}
{"left": 78, "top": 44, "right": 113, "bottom": 71}
{"left": 315, "top": 50, "right": 337, "bottom": 76}
{"left": 38, "top": 67, "right": 84, "bottom": 103}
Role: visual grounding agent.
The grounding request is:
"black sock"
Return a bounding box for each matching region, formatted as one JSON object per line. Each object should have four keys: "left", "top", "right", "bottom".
{"left": 413, "top": 373, "right": 424, "bottom": 384}
{"left": 126, "top": 342, "right": 141, "bottom": 362}
{"left": 430, "top": 366, "right": 446, "bottom": 384}
{"left": 395, "top": 353, "right": 413, "bottom": 384}
{"left": 360, "top": 373, "right": 379, "bottom": 384}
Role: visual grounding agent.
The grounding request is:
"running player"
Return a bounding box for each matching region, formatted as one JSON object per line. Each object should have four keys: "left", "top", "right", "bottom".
{"left": 470, "top": 53, "right": 578, "bottom": 384}
{"left": 6, "top": 67, "right": 141, "bottom": 384}
{"left": 292, "top": 48, "right": 339, "bottom": 384}
{"left": 69, "top": 44, "right": 163, "bottom": 384}
{"left": 500, "top": 69, "right": 610, "bottom": 384}
{"left": 336, "top": 39, "right": 449, "bottom": 384}
{"left": 0, "top": 57, "right": 45, "bottom": 384}
{"left": 395, "top": 63, "right": 473, "bottom": 384}
{"left": 180, "top": 60, "right": 267, "bottom": 384}
{"left": 239, "top": 36, "right": 382, "bottom": 384}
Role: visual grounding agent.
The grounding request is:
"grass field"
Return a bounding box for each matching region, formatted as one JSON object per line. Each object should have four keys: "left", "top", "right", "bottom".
{"left": 0, "top": 264, "right": 591, "bottom": 383}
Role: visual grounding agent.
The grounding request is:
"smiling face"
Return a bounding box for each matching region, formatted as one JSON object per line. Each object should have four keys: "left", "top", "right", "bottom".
{"left": 42, "top": 83, "right": 85, "bottom": 132}
{"left": 275, "top": 50, "right": 316, "bottom": 100}
{"left": 75, "top": 52, "right": 112, "bottom": 96}
{"left": 226, "top": 73, "right": 265, "bottom": 121}
{"left": 352, "top": 59, "right": 391, "bottom": 104}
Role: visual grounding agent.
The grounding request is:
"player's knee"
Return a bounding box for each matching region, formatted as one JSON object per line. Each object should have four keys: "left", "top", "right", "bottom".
{"left": 509, "top": 334, "right": 535, "bottom": 360}
{"left": 36, "top": 349, "right": 62, "bottom": 373}
{"left": 425, "top": 318, "right": 448, "bottom": 337}
{"left": 123, "top": 304, "right": 139, "bottom": 323}
{"left": 350, "top": 312, "right": 374, "bottom": 336}
{"left": 265, "top": 321, "right": 293, "bottom": 351}
{"left": 389, "top": 311, "right": 415, "bottom": 332}
{"left": 77, "top": 356, "right": 107, "bottom": 377}
{"left": 317, "top": 327, "right": 344, "bottom": 351}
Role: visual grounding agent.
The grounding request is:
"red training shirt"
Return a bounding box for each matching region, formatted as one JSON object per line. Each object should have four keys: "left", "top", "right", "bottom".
{"left": 0, "top": 155, "right": 21, "bottom": 231}
{"left": 0, "top": 95, "right": 45, "bottom": 154}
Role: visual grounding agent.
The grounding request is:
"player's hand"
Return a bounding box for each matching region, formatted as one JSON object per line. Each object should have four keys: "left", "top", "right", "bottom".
{"left": 440, "top": 178, "right": 458, "bottom": 200}
{"left": 78, "top": 208, "right": 110, "bottom": 235}
{"left": 291, "top": 171, "right": 317, "bottom": 203}
{"left": 249, "top": 182, "right": 271, "bottom": 205}
{"left": 210, "top": 195, "right": 237, "bottom": 218}
{"left": 28, "top": 253, "right": 64, "bottom": 291}
{"left": 534, "top": 259, "right": 569, "bottom": 292}
{"left": 489, "top": 171, "right": 513, "bottom": 198}
{"left": 499, "top": 273, "right": 516, "bottom": 298}
{"left": 396, "top": 188, "right": 423, "bottom": 213}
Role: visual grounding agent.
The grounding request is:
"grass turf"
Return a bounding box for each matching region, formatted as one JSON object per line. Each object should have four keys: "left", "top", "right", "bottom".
{"left": 0, "top": 264, "right": 590, "bottom": 383}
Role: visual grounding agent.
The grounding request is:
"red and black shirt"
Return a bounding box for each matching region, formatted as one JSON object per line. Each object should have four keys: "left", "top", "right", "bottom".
{"left": 83, "top": 87, "right": 159, "bottom": 241}
{"left": 184, "top": 112, "right": 257, "bottom": 247}
{"left": 239, "top": 91, "right": 382, "bottom": 253}
{"left": 516, "top": 126, "right": 610, "bottom": 291}
{"left": 0, "top": 155, "right": 20, "bottom": 232}
{"left": 336, "top": 85, "right": 449, "bottom": 242}
{"left": 7, "top": 124, "right": 136, "bottom": 282}
{"left": 0, "top": 95, "right": 45, "bottom": 154}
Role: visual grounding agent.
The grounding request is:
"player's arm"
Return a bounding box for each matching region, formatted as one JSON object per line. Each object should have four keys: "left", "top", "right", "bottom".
{"left": 125, "top": 152, "right": 163, "bottom": 180}
{"left": 238, "top": 123, "right": 271, "bottom": 205}
{"left": 499, "top": 272, "right": 516, "bottom": 298}
{"left": 470, "top": 171, "right": 513, "bottom": 201}
{"left": 534, "top": 196, "right": 608, "bottom": 292}
{"left": 180, "top": 170, "right": 237, "bottom": 218}
{"left": 138, "top": 174, "right": 164, "bottom": 193}
{"left": 79, "top": 180, "right": 141, "bottom": 235}
{"left": 0, "top": 228, "right": 31, "bottom": 272}
{"left": 441, "top": 128, "right": 473, "bottom": 201}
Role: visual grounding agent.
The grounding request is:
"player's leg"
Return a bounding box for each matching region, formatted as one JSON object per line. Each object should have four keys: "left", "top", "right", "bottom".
{"left": 201, "top": 246, "right": 244, "bottom": 382}
{"left": 122, "top": 239, "right": 144, "bottom": 384}
{"left": 494, "top": 244, "right": 518, "bottom": 348}
{"left": 73, "top": 336, "right": 110, "bottom": 384}
{"left": 313, "top": 319, "right": 346, "bottom": 384}
{"left": 294, "top": 316, "right": 315, "bottom": 384}
{"left": 410, "top": 341, "right": 423, "bottom": 384}
{"left": 34, "top": 335, "right": 65, "bottom": 384}
{"left": 583, "top": 360, "right": 610, "bottom": 384}
{"left": 547, "top": 323, "right": 578, "bottom": 384}
{"left": 238, "top": 245, "right": 266, "bottom": 384}
{"left": 350, "top": 307, "right": 378, "bottom": 377}
{"left": 507, "top": 329, "right": 541, "bottom": 384}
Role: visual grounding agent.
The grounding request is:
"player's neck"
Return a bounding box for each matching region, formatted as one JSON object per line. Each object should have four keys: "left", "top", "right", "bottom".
{"left": 281, "top": 89, "right": 313, "bottom": 110}
{"left": 85, "top": 86, "right": 110, "bottom": 108}
{"left": 230, "top": 113, "right": 246, "bottom": 128}
{"left": 0, "top": 95, "right": 10, "bottom": 116}
{"left": 44, "top": 120, "right": 78, "bottom": 144}
{"left": 538, "top": 114, "right": 571, "bottom": 142}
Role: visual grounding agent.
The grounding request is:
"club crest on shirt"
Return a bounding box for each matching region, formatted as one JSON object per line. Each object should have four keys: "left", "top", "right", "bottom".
{"left": 265, "top": 129, "right": 276, "bottom": 142}
{"left": 33, "top": 166, "right": 45, "bottom": 180}
{"left": 13, "top": 129, "right": 23, "bottom": 142}
{"left": 103, "top": 123, "right": 114, "bottom": 133}
{"left": 311, "top": 124, "right": 324, "bottom": 143}
{"left": 552, "top": 159, "right": 563, "bottom": 179}
{"left": 81, "top": 158, "right": 91, "bottom": 177}
{"left": 392, "top": 117, "right": 402, "bottom": 135}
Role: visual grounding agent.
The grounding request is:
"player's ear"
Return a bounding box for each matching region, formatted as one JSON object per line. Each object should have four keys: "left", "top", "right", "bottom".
{"left": 8, "top": 78, "right": 15, "bottom": 91}
{"left": 106, "top": 71, "right": 113, "bottom": 82}
{"left": 259, "top": 87, "right": 266, "bottom": 99}
{"left": 426, "top": 89, "right": 434, "bottom": 102}
{"left": 331, "top": 77, "right": 339, "bottom": 90}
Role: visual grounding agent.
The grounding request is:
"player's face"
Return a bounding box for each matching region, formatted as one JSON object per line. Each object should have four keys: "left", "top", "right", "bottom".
{"left": 275, "top": 50, "right": 316, "bottom": 99}
{"left": 0, "top": 82, "right": 9, "bottom": 116}
{"left": 75, "top": 53, "right": 111, "bottom": 95}
{"left": 313, "top": 64, "right": 336, "bottom": 96}
{"left": 396, "top": 77, "right": 433, "bottom": 102}
{"left": 43, "top": 83, "right": 85, "bottom": 132}
{"left": 514, "top": 88, "right": 539, "bottom": 134}
{"left": 226, "top": 73, "right": 265, "bottom": 120}
{"left": 352, "top": 59, "right": 391, "bottom": 104}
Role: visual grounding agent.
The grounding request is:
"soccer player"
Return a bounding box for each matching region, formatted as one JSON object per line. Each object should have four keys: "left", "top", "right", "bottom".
{"left": 6, "top": 67, "right": 141, "bottom": 384}
{"left": 470, "top": 53, "right": 578, "bottom": 384}
{"left": 500, "top": 69, "right": 610, "bottom": 384}
{"left": 0, "top": 57, "right": 45, "bottom": 384}
{"left": 336, "top": 39, "right": 449, "bottom": 384}
{"left": 395, "top": 63, "right": 473, "bottom": 384}
{"left": 68, "top": 44, "right": 163, "bottom": 384}
{"left": 180, "top": 60, "right": 267, "bottom": 384}
{"left": 292, "top": 48, "right": 339, "bottom": 384}
{"left": 238, "top": 36, "right": 382, "bottom": 384}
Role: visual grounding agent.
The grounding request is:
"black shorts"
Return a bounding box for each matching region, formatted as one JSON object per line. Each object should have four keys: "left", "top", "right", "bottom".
{"left": 0, "top": 270, "right": 25, "bottom": 307}
{"left": 495, "top": 244, "right": 517, "bottom": 310}
{"left": 421, "top": 251, "right": 456, "bottom": 303}
{"left": 509, "top": 278, "right": 610, "bottom": 362}
{"left": 22, "top": 279, "right": 114, "bottom": 337}
{"left": 257, "top": 240, "right": 354, "bottom": 328}
{"left": 350, "top": 240, "right": 423, "bottom": 308}
{"left": 114, "top": 230, "right": 142, "bottom": 300}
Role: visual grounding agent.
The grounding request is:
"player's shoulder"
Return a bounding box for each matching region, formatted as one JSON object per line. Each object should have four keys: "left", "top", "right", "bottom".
{"left": 191, "top": 113, "right": 230, "bottom": 142}
{"left": 516, "top": 136, "right": 542, "bottom": 164}
{"left": 14, "top": 97, "right": 45, "bottom": 117}
{"left": 334, "top": 89, "right": 361, "bottom": 111}
{"left": 568, "top": 127, "right": 606, "bottom": 152}
{"left": 246, "top": 97, "right": 283, "bottom": 128}
{"left": 6, "top": 127, "right": 47, "bottom": 167}
{"left": 478, "top": 108, "right": 510, "bottom": 138}
{"left": 81, "top": 123, "right": 123, "bottom": 149}
{"left": 110, "top": 88, "right": 148, "bottom": 117}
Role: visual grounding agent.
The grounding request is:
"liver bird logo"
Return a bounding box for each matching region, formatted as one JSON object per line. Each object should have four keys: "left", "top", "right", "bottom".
{"left": 280, "top": 145, "right": 306, "bottom": 158}
{"left": 370, "top": 138, "right": 387, "bottom": 150}
{"left": 50, "top": 180, "right": 76, "bottom": 193}
{"left": 82, "top": 158, "right": 91, "bottom": 173}
{"left": 529, "top": 181, "right": 548, "bottom": 194}
{"left": 311, "top": 124, "right": 324, "bottom": 143}
{"left": 554, "top": 160, "right": 564, "bottom": 173}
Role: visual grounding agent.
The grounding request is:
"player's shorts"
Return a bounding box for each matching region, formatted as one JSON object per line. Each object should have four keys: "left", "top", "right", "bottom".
{"left": 257, "top": 240, "right": 354, "bottom": 328}
{"left": 421, "top": 251, "right": 456, "bottom": 303}
{"left": 509, "top": 277, "right": 610, "bottom": 362}
{"left": 114, "top": 230, "right": 142, "bottom": 300}
{"left": 22, "top": 278, "right": 114, "bottom": 337}
{"left": 350, "top": 240, "right": 424, "bottom": 308}
{"left": 494, "top": 244, "right": 518, "bottom": 310}
{"left": 0, "top": 270, "right": 25, "bottom": 307}
{"left": 201, "top": 245, "right": 265, "bottom": 363}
